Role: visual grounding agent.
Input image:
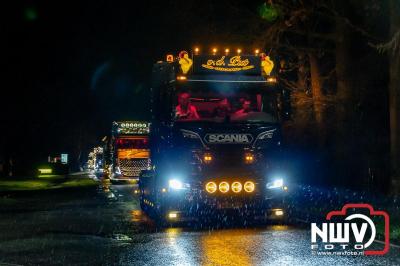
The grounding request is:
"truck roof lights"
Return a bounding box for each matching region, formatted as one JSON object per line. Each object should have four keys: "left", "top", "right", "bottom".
{"left": 166, "top": 54, "right": 174, "bottom": 62}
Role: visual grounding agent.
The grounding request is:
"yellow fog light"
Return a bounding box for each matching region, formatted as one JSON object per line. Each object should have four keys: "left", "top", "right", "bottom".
{"left": 168, "top": 211, "right": 179, "bottom": 219}
{"left": 231, "top": 182, "right": 242, "bottom": 193}
{"left": 205, "top": 181, "right": 217, "bottom": 193}
{"left": 219, "top": 181, "right": 230, "bottom": 193}
{"left": 243, "top": 181, "right": 255, "bottom": 193}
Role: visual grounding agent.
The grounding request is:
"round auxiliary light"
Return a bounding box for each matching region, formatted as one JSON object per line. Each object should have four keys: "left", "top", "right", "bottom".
{"left": 219, "top": 181, "right": 230, "bottom": 193}
{"left": 231, "top": 182, "right": 242, "bottom": 193}
{"left": 244, "top": 181, "right": 255, "bottom": 193}
{"left": 205, "top": 181, "right": 217, "bottom": 193}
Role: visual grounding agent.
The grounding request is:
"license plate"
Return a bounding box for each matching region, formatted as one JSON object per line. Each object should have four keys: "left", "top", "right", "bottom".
{"left": 217, "top": 201, "right": 243, "bottom": 209}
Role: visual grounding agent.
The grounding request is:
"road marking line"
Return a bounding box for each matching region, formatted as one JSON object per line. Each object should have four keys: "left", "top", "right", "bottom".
{"left": 374, "top": 239, "right": 400, "bottom": 249}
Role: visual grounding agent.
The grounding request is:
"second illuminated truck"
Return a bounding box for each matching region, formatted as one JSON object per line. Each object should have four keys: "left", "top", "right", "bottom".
{"left": 139, "top": 48, "right": 290, "bottom": 223}
{"left": 109, "top": 121, "right": 150, "bottom": 181}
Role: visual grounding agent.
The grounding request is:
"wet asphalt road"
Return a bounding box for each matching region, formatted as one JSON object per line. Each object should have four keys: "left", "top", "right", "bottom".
{"left": 0, "top": 179, "right": 399, "bottom": 265}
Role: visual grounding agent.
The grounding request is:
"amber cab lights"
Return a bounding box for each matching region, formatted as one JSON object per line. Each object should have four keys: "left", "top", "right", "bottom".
{"left": 190, "top": 48, "right": 262, "bottom": 55}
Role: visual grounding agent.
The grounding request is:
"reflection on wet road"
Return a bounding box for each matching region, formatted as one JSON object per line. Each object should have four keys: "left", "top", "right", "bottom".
{"left": 0, "top": 182, "right": 399, "bottom": 265}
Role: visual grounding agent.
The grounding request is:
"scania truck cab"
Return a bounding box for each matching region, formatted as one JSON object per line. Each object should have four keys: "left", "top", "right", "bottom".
{"left": 139, "top": 49, "right": 290, "bottom": 223}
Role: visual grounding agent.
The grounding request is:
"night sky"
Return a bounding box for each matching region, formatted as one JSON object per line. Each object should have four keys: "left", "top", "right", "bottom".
{"left": 3, "top": 0, "right": 257, "bottom": 170}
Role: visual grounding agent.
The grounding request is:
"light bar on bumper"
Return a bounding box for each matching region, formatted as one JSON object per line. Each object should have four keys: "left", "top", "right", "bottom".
{"left": 204, "top": 181, "right": 255, "bottom": 193}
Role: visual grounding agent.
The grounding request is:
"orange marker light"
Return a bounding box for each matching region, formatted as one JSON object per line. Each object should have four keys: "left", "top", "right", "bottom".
{"left": 245, "top": 153, "right": 254, "bottom": 164}
{"left": 166, "top": 54, "right": 174, "bottom": 62}
{"left": 203, "top": 153, "right": 213, "bottom": 163}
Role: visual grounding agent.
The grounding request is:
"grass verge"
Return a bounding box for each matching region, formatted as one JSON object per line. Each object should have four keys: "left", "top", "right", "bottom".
{"left": 0, "top": 174, "right": 98, "bottom": 192}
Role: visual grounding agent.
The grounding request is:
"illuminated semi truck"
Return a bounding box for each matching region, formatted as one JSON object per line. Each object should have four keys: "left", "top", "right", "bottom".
{"left": 110, "top": 121, "right": 151, "bottom": 181}
{"left": 139, "top": 48, "right": 290, "bottom": 223}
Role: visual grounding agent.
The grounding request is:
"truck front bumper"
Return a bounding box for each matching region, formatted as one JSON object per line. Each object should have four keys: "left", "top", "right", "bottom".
{"left": 158, "top": 189, "right": 288, "bottom": 222}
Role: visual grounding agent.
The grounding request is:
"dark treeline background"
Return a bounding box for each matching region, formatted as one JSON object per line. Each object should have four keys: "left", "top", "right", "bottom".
{"left": 2, "top": 0, "right": 400, "bottom": 194}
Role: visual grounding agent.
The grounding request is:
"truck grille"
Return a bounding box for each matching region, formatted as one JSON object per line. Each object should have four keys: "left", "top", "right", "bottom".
{"left": 119, "top": 158, "right": 150, "bottom": 177}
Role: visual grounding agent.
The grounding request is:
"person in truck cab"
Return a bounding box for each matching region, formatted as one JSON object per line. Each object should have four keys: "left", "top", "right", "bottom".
{"left": 234, "top": 98, "right": 252, "bottom": 115}
{"left": 175, "top": 92, "right": 200, "bottom": 120}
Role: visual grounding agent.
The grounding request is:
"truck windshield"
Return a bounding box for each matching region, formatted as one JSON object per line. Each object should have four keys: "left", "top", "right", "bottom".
{"left": 174, "top": 88, "right": 278, "bottom": 123}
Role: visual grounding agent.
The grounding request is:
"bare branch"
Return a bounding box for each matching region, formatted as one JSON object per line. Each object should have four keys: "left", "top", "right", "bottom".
{"left": 371, "top": 29, "right": 400, "bottom": 55}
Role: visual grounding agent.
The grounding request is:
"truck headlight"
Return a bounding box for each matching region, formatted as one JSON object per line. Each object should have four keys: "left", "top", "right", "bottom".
{"left": 266, "top": 179, "right": 284, "bottom": 189}
{"left": 169, "top": 179, "right": 189, "bottom": 190}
